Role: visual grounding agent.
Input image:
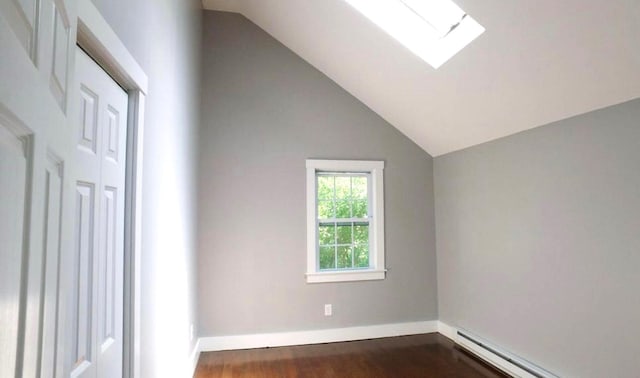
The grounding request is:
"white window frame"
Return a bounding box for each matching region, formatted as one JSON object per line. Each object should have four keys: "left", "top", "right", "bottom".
{"left": 306, "top": 159, "right": 385, "bottom": 283}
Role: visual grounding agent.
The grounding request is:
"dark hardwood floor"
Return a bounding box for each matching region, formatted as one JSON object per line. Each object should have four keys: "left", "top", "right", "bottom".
{"left": 194, "top": 333, "right": 509, "bottom": 377}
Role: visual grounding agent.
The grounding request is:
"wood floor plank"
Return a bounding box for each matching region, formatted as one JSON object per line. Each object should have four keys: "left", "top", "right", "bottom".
{"left": 194, "top": 333, "right": 509, "bottom": 377}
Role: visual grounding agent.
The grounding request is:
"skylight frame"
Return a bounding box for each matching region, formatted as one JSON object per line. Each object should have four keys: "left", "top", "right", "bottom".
{"left": 344, "top": 0, "right": 485, "bottom": 69}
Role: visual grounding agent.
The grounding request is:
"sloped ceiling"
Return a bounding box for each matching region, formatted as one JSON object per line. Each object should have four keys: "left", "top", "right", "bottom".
{"left": 202, "top": 0, "right": 640, "bottom": 156}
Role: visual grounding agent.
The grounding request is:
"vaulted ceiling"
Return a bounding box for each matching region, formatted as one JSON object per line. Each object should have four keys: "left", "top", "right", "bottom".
{"left": 202, "top": 0, "right": 640, "bottom": 156}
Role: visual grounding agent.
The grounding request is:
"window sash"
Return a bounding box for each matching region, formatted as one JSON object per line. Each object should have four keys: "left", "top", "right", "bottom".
{"left": 317, "top": 219, "right": 370, "bottom": 271}
{"left": 315, "top": 172, "right": 372, "bottom": 271}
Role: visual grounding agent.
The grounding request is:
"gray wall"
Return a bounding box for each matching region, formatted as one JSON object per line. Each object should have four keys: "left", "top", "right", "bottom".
{"left": 435, "top": 98, "right": 640, "bottom": 377}
{"left": 198, "top": 11, "right": 437, "bottom": 336}
{"left": 89, "top": 1, "right": 201, "bottom": 377}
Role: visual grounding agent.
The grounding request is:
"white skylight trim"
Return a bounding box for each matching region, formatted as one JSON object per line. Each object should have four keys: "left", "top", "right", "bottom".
{"left": 344, "top": 0, "right": 485, "bottom": 69}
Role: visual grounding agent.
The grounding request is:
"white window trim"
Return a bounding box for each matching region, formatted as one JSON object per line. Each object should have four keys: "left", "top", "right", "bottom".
{"left": 306, "top": 159, "right": 385, "bottom": 283}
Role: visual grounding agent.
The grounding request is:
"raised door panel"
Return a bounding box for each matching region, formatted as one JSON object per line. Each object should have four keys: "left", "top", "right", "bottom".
{"left": 104, "top": 106, "right": 119, "bottom": 163}
{"left": 0, "top": 122, "right": 30, "bottom": 378}
{"left": 39, "top": 153, "right": 64, "bottom": 378}
{"left": 100, "top": 187, "right": 117, "bottom": 350}
{"left": 0, "top": 0, "right": 40, "bottom": 61}
{"left": 18, "top": 144, "right": 68, "bottom": 378}
{"left": 78, "top": 86, "right": 98, "bottom": 154}
{"left": 70, "top": 182, "right": 97, "bottom": 378}
{"left": 49, "top": 0, "right": 70, "bottom": 111}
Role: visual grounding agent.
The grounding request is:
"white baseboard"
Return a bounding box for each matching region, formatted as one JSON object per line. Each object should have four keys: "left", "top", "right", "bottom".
{"left": 437, "top": 320, "right": 456, "bottom": 341}
{"left": 198, "top": 320, "right": 438, "bottom": 352}
{"left": 191, "top": 321, "right": 555, "bottom": 378}
{"left": 188, "top": 339, "right": 201, "bottom": 378}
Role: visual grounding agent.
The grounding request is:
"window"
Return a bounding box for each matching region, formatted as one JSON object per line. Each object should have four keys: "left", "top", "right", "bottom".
{"left": 343, "top": 0, "right": 485, "bottom": 69}
{"left": 306, "top": 159, "right": 385, "bottom": 283}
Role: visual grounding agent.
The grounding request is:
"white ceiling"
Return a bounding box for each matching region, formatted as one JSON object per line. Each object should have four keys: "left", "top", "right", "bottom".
{"left": 202, "top": 0, "right": 640, "bottom": 156}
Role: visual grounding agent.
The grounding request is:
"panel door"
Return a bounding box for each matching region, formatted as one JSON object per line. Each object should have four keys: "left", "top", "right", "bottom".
{"left": 0, "top": 0, "right": 78, "bottom": 377}
{"left": 72, "top": 46, "right": 127, "bottom": 378}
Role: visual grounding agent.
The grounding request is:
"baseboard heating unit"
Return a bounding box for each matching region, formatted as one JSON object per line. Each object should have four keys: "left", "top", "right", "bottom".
{"left": 455, "top": 330, "right": 558, "bottom": 378}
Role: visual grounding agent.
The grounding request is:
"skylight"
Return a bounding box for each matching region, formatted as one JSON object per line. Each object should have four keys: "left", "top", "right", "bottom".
{"left": 344, "top": 0, "right": 485, "bottom": 69}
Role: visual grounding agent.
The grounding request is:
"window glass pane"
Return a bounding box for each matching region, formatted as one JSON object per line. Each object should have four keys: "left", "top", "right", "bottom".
{"left": 335, "top": 176, "right": 351, "bottom": 199}
{"left": 318, "top": 224, "right": 335, "bottom": 245}
{"left": 352, "top": 176, "right": 367, "bottom": 199}
{"left": 317, "top": 176, "right": 334, "bottom": 200}
{"left": 353, "top": 223, "right": 369, "bottom": 245}
{"left": 352, "top": 199, "right": 368, "bottom": 218}
{"left": 317, "top": 200, "right": 334, "bottom": 219}
{"left": 319, "top": 246, "right": 336, "bottom": 270}
{"left": 337, "top": 246, "right": 353, "bottom": 269}
{"left": 335, "top": 200, "right": 350, "bottom": 218}
{"left": 336, "top": 224, "right": 352, "bottom": 245}
{"left": 354, "top": 245, "right": 369, "bottom": 268}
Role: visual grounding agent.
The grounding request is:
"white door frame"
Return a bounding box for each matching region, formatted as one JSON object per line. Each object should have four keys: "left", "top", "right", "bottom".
{"left": 75, "top": 2, "right": 147, "bottom": 377}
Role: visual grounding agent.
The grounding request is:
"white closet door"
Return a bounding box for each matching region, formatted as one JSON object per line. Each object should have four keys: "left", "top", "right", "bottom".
{"left": 72, "top": 47, "right": 127, "bottom": 378}
{"left": 0, "top": 0, "right": 77, "bottom": 377}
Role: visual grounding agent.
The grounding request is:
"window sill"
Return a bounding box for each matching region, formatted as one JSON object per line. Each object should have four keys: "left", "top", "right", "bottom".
{"left": 306, "top": 269, "right": 386, "bottom": 283}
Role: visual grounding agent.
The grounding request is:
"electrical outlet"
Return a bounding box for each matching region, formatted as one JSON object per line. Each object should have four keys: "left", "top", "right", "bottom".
{"left": 190, "top": 323, "right": 194, "bottom": 341}
{"left": 324, "top": 304, "right": 332, "bottom": 316}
